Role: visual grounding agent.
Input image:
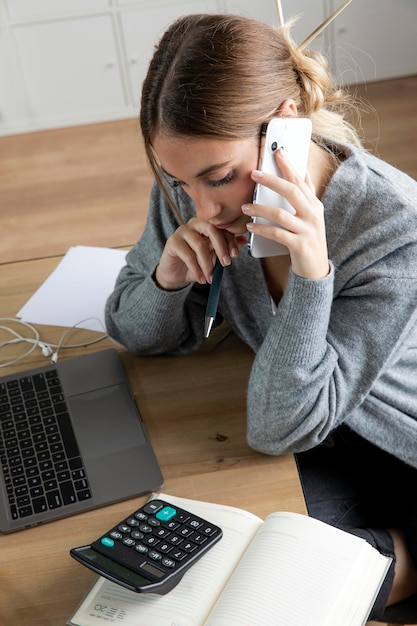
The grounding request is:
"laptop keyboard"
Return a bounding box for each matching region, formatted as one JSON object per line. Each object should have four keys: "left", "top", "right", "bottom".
{"left": 0, "top": 368, "right": 92, "bottom": 520}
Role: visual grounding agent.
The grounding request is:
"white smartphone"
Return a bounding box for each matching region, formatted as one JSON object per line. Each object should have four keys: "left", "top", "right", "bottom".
{"left": 249, "top": 117, "right": 312, "bottom": 258}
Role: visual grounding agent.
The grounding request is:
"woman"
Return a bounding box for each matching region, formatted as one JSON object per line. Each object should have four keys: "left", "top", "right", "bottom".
{"left": 105, "top": 14, "right": 417, "bottom": 622}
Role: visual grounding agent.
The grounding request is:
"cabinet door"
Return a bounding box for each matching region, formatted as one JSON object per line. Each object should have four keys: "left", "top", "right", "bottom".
{"left": 12, "top": 15, "right": 126, "bottom": 125}
{"left": 331, "top": 0, "right": 417, "bottom": 84}
{"left": 5, "top": 0, "right": 108, "bottom": 20}
{"left": 121, "top": 1, "right": 220, "bottom": 109}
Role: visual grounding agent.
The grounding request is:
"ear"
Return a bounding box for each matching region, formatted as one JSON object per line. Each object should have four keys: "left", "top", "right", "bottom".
{"left": 276, "top": 99, "right": 298, "bottom": 118}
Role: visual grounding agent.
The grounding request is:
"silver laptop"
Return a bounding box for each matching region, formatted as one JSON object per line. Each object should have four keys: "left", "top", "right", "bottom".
{"left": 0, "top": 348, "right": 164, "bottom": 533}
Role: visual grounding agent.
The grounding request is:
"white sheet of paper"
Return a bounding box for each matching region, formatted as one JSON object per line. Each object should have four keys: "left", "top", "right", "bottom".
{"left": 17, "top": 246, "right": 127, "bottom": 332}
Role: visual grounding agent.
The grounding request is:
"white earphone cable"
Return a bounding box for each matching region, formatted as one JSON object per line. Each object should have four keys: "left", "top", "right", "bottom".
{"left": 0, "top": 317, "right": 115, "bottom": 368}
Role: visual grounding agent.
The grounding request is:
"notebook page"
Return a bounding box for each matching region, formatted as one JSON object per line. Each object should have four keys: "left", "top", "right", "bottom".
{"left": 205, "top": 511, "right": 389, "bottom": 626}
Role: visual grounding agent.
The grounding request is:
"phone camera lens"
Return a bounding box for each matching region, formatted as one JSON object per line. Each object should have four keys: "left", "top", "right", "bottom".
{"left": 271, "top": 141, "right": 278, "bottom": 152}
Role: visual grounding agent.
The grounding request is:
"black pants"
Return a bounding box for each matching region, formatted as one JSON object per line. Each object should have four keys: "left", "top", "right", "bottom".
{"left": 296, "top": 425, "right": 417, "bottom": 623}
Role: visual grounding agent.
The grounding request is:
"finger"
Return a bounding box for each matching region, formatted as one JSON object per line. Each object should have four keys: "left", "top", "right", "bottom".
{"left": 173, "top": 224, "right": 238, "bottom": 283}
{"left": 178, "top": 233, "right": 218, "bottom": 283}
{"left": 251, "top": 164, "right": 319, "bottom": 219}
{"left": 243, "top": 204, "right": 298, "bottom": 238}
{"left": 186, "top": 218, "right": 241, "bottom": 267}
{"left": 274, "top": 148, "right": 308, "bottom": 184}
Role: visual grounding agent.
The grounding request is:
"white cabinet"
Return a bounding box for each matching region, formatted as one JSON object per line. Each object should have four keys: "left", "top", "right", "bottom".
{"left": 0, "top": 0, "right": 416, "bottom": 135}
{"left": 12, "top": 16, "right": 126, "bottom": 122}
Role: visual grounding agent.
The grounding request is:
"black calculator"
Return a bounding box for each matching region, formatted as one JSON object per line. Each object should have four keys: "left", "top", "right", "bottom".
{"left": 70, "top": 499, "right": 223, "bottom": 594}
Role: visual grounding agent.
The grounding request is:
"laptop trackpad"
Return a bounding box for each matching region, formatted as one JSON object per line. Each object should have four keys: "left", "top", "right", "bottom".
{"left": 68, "top": 384, "right": 146, "bottom": 459}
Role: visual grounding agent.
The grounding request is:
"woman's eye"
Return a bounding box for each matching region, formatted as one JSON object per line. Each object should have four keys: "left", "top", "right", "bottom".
{"left": 169, "top": 171, "right": 234, "bottom": 189}
{"left": 170, "top": 179, "right": 185, "bottom": 189}
{"left": 210, "top": 171, "right": 234, "bottom": 188}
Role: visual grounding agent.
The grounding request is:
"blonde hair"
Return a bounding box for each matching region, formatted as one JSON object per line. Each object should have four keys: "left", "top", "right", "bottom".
{"left": 140, "top": 13, "right": 362, "bottom": 212}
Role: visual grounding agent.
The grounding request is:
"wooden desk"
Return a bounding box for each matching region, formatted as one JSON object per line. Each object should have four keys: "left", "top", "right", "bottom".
{"left": 0, "top": 255, "right": 306, "bottom": 626}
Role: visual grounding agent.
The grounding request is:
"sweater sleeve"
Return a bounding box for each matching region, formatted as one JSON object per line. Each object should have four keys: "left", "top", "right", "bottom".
{"left": 105, "top": 182, "right": 210, "bottom": 355}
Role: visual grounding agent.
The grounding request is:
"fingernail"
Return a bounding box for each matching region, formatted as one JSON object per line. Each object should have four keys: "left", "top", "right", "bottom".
{"left": 242, "top": 204, "right": 251, "bottom": 213}
{"left": 222, "top": 254, "right": 231, "bottom": 266}
{"left": 230, "top": 247, "right": 239, "bottom": 258}
{"left": 251, "top": 169, "right": 263, "bottom": 180}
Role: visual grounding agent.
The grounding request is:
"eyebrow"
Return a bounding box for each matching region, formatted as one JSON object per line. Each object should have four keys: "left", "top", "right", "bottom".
{"left": 195, "top": 161, "right": 231, "bottom": 178}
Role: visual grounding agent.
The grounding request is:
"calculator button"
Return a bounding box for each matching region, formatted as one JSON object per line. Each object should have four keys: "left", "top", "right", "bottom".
{"left": 165, "top": 520, "right": 180, "bottom": 530}
{"left": 130, "top": 530, "right": 144, "bottom": 540}
{"left": 168, "top": 535, "right": 183, "bottom": 545}
{"left": 188, "top": 518, "right": 203, "bottom": 530}
{"left": 139, "top": 524, "right": 153, "bottom": 534}
{"left": 162, "top": 557, "right": 176, "bottom": 568}
{"left": 171, "top": 548, "right": 187, "bottom": 561}
{"left": 143, "top": 501, "right": 164, "bottom": 515}
{"left": 122, "top": 537, "right": 136, "bottom": 547}
{"left": 158, "top": 542, "right": 172, "bottom": 554}
{"left": 118, "top": 524, "right": 131, "bottom": 534}
{"left": 148, "top": 550, "right": 162, "bottom": 561}
{"left": 182, "top": 541, "right": 198, "bottom": 553}
{"left": 101, "top": 537, "right": 115, "bottom": 548}
{"left": 126, "top": 517, "right": 139, "bottom": 527}
{"left": 109, "top": 531, "right": 123, "bottom": 540}
{"left": 156, "top": 506, "right": 177, "bottom": 522}
{"left": 144, "top": 536, "right": 160, "bottom": 547}
{"left": 173, "top": 511, "right": 190, "bottom": 524}
{"left": 134, "top": 511, "right": 148, "bottom": 521}
{"left": 135, "top": 544, "right": 148, "bottom": 554}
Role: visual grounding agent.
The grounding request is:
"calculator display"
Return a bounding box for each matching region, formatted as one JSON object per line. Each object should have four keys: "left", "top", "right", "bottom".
{"left": 72, "top": 546, "right": 152, "bottom": 588}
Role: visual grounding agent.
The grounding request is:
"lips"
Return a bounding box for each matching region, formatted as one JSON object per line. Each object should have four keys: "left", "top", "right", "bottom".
{"left": 213, "top": 215, "right": 251, "bottom": 232}
{"left": 214, "top": 221, "right": 236, "bottom": 230}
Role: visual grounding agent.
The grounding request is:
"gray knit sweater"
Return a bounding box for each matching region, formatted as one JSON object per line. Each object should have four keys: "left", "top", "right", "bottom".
{"left": 105, "top": 144, "right": 417, "bottom": 467}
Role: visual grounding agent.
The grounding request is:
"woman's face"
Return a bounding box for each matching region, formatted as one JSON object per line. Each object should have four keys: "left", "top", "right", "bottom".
{"left": 152, "top": 132, "right": 259, "bottom": 235}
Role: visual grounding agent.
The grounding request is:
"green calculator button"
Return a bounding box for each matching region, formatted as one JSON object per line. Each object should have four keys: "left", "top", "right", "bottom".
{"left": 101, "top": 537, "right": 115, "bottom": 548}
{"left": 156, "top": 506, "right": 177, "bottom": 522}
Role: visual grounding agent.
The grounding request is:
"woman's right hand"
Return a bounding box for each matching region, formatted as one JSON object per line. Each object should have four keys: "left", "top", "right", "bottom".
{"left": 154, "top": 217, "right": 245, "bottom": 290}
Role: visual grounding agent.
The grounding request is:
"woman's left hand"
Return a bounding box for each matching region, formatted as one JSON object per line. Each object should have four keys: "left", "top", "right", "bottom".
{"left": 243, "top": 147, "right": 330, "bottom": 280}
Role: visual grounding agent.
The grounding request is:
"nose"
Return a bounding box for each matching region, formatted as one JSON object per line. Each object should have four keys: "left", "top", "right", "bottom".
{"left": 193, "top": 192, "right": 222, "bottom": 222}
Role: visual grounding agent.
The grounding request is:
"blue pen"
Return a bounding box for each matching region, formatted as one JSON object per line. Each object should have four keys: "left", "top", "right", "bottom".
{"left": 204, "top": 259, "right": 224, "bottom": 338}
